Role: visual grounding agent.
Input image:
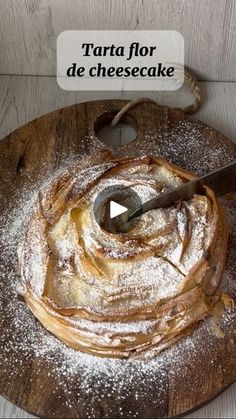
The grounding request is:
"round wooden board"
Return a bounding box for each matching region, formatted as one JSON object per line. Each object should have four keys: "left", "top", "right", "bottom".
{"left": 0, "top": 100, "right": 236, "bottom": 419}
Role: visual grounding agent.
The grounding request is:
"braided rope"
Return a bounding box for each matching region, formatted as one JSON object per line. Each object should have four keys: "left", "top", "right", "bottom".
{"left": 111, "top": 67, "right": 202, "bottom": 127}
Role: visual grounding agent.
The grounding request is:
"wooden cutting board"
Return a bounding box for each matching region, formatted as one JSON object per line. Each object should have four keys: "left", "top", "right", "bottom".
{"left": 0, "top": 99, "right": 236, "bottom": 419}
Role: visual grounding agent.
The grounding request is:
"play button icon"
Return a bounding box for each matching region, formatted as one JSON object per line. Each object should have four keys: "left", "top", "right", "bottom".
{"left": 110, "top": 201, "right": 128, "bottom": 219}
{"left": 93, "top": 184, "right": 142, "bottom": 233}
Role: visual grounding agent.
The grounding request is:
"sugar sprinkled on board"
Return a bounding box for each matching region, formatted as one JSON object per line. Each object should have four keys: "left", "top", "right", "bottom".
{"left": 117, "top": 119, "right": 236, "bottom": 176}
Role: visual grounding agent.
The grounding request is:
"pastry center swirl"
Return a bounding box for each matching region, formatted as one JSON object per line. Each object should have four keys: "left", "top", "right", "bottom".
{"left": 20, "top": 156, "right": 228, "bottom": 358}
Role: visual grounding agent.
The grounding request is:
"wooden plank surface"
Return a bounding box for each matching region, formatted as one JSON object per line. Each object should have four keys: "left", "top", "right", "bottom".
{"left": 0, "top": 75, "right": 236, "bottom": 418}
{"left": 2, "top": 382, "right": 236, "bottom": 419}
{"left": 0, "top": 0, "right": 236, "bottom": 81}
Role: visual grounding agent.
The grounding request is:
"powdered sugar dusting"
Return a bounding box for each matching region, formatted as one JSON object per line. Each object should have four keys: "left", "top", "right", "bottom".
{"left": 0, "top": 122, "right": 236, "bottom": 417}
{"left": 118, "top": 119, "right": 236, "bottom": 176}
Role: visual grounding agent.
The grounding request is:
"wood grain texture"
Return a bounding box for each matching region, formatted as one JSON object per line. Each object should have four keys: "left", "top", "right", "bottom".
{"left": 0, "top": 76, "right": 236, "bottom": 145}
{"left": 1, "top": 383, "right": 236, "bottom": 419}
{"left": 0, "top": 0, "right": 236, "bottom": 80}
{"left": 0, "top": 76, "right": 236, "bottom": 417}
{"left": 0, "top": 396, "right": 34, "bottom": 418}
{"left": 0, "top": 97, "right": 236, "bottom": 418}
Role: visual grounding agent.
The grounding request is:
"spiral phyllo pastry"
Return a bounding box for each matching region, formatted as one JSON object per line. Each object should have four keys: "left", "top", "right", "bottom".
{"left": 19, "top": 155, "right": 228, "bottom": 358}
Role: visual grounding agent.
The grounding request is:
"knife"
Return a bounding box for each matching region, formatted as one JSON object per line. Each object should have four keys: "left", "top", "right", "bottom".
{"left": 128, "top": 160, "right": 236, "bottom": 221}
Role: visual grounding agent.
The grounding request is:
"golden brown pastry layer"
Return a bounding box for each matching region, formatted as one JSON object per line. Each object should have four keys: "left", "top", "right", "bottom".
{"left": 19, "top": 155, "right": 228, "bottom": 358}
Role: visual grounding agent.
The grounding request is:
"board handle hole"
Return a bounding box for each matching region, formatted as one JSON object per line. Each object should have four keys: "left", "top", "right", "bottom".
{"left": 95, "top": 111, "right": 137, "bottom": 148}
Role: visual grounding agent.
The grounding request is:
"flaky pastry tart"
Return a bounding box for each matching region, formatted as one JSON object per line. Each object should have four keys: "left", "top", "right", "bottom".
{"left": 19, "top": 155, "right": 228, "bottom": 358}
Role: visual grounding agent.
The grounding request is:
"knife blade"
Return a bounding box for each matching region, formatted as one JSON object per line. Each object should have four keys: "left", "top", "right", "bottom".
{"left": 128, "top": 160, "right": 236, "bottom": 220}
